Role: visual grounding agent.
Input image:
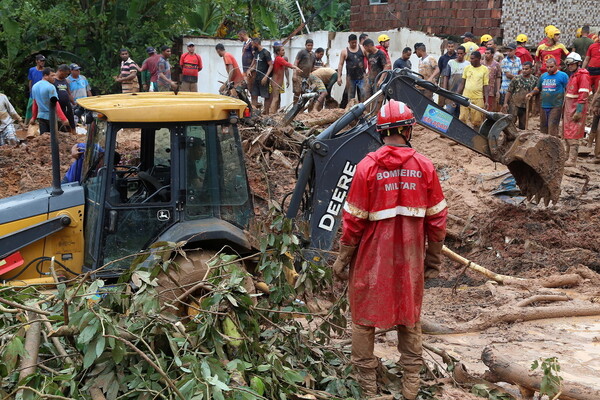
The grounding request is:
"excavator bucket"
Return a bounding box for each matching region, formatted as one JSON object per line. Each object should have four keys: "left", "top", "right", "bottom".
{"left": 502, "top": 132, "right": 566, "bottom": 205}
{"left": 480, "top": 114, "right": 565, "bottom": 205}
{"left": 367, "top": 70, "right": 566, "bottom": 205}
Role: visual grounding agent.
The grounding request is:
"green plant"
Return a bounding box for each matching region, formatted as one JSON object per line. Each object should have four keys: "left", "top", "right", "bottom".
{"left": 471, "top": 384, "right": 513, "bottom": 400}
{"left": 531, "top": 356, "right": 563, "bottom": 399}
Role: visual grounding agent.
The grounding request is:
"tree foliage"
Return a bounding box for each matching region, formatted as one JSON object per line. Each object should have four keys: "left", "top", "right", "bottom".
{"left": 0, "top": 0, "right": 196, "bottom": 111}
{"left": 0, "top": 0, "right": 350, "bottom": 114}
{"left": 0, "top": 210, "right": 363, "bottom": 399}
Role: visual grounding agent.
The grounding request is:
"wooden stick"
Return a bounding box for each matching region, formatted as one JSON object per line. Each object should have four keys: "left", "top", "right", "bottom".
{"left": 443, "top": 246, "right": 583, "bottom": 288}
{"left": 442, "top": 246, "right": 526, "bottom": 284}
{"left": 0, "top": 298, "right": 51, "bottom": 315}
{"left": 16, "top": 311, "right": 42, "bottom": 399}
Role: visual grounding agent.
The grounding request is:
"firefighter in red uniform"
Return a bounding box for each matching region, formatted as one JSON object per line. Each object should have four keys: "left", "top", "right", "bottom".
{"left": 563, "top": 52, "right": 591, "bottom": 167}
{"left": 333, "top": 100, "right": 447, "bottom": 399}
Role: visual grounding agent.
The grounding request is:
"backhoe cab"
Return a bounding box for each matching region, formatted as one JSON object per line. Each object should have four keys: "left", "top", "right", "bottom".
{"left": 0, "top": 93, "right": 253, "bottom": 284}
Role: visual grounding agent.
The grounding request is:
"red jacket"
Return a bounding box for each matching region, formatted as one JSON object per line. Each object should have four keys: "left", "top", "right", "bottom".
{"left": 341, "top": 145, "right": 447, "bottom": 329}
{"left": 515, "top": 46, "right": 533, "bottom": 65}
{"left": 566, "top": 68, "right": 591, "bottom": 103}
{"left": 375, "top": 45, "right": 391, "bottom": 64}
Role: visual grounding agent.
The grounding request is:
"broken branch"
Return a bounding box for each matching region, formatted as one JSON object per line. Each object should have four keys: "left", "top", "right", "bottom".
{"left": 482, "top": 345, "right": 600, "bottom": 400}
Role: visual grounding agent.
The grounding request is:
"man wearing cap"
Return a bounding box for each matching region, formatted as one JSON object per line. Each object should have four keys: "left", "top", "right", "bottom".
{"left": 67, "top": 64, "right": 91, "bottom": 102}
{"left": 515, "top": 35, "right": 533, "bottom": 65}
{"left": 26, "top": 54, "right": 46, "bottom": 125}
{"left": 180, "top": 42, "right": 203, "bottom": 92}
{"left": 141, "top": 47, "right": 161, "bottom": 92}
{"left": 478, "top": 34, "right": 493, "bottom": 55}
{"left": 499, "top": 43, "right": 522, "bottom": 110}
{"left": 115, "top": 49, "right": 139, "bottom": 93}
{"left": 461, "top": 32, "right": 479, "bottom": 56}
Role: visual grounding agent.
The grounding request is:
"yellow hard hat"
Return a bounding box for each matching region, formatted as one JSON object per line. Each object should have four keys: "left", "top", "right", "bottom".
{"left": 378, "top": 34, "right": 390, "bottom": 43}
{"left": 516, "top": 34, "right": 528, "bottom": 43}
{"left": 547, "top": 27, "right": 561, "bottom": 39}
{"left": 480, "top": 34, "right": 493, "bottom": 44}
{"left": 576, "top": 28, "right": 583, "bottom": 38}
{"left": 544, "top": 25, "right": 557, "bottom": 36}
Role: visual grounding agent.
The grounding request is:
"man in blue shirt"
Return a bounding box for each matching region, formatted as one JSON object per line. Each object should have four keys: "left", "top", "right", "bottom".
{"left": 393, "top": 47, "right": 413, "bottom": 70}
{"left": 500, "top": 43, "right": 522, "bottom": 108}
{"left": 67, "top": 64, "right": 92, "bottom": 102}
{"left": 526, "top": 58, "right": 569, "bottom": 136}
{"left": 25, "top": 54, "right": 46, "bottom": 124}
{"left": 31, "top": 68, "right": 69, "bottom": 135}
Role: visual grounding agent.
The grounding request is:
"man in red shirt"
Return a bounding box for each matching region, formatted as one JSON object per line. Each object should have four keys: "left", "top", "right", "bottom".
{"left": 270, "top": 45, "right": 301, "bottom": 113}
{"left": 179, "top": 42, "right": 203, "bottom": 92}
{"left": 376, "top": 34, "right": 391, "bottom": 64}
{"left": 515, "top": 34, "right": 534, "bottom": 64}
{"left": 141, "top": 47, "right": 161, "bottom": 92}
{"left": 334, "top": 100, "right": 447, "bottom": 399}
{"left": 215, "top": 43, "right": 244, "bottom": 87}
{"left": 583, "top": 37, "right": 600, "bottom": 91}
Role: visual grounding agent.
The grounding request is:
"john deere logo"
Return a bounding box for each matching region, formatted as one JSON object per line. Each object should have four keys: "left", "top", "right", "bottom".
{"left": 157, "top": 210, "right": 170, "bottom": 222}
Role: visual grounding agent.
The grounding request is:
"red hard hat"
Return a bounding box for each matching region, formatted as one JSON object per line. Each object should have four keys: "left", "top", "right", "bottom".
{"left": 376, "top": 100, "right": 416, "bottom": 132}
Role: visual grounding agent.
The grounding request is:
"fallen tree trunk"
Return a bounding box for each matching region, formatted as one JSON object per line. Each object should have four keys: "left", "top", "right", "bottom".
{"left": 442, "top": 246, "right": 583, "bottom": 288}
{"left": 482, "top": 345, "right": 600, "bottom": 400}
{"left": 422, "top": 303, "right": 600, "bottom": 334}
{"left": 452, "top": 362, "right": 517, "bottom": 399}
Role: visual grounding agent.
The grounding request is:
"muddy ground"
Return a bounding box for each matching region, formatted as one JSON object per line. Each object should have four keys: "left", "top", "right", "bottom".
{"left": 242, "top": 111, "right": 600, "bottom": 399}
{"left": 2, "top": 110, "right": 600, "bottom": 398}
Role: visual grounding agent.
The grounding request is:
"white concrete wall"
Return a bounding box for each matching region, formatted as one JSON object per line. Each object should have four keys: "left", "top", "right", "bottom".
{"left": 183, "top": 28, "right": 443, "bottom": 109}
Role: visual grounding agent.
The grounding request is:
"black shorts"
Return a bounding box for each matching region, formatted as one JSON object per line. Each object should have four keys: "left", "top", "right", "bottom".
{"left": 59, "top": 101, "right": 75, "bottom": 129}
{"left": 251, "top": 80, "right": 270, "bottom": 99}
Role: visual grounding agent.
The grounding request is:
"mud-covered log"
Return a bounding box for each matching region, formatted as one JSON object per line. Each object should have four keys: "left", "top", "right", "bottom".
{"left": 482, "top": 346, "right": 600, "bottom": 400}
{"left": 423, "top": 304, "right": 600, "bottom": 334}
{"left": 516, "top": 294, "right": 570, "bottom": 307}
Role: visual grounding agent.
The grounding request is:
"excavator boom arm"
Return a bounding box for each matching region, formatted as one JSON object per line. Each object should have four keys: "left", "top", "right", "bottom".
{"left": 286, "top": 69, "right": 565, "bottom": 253}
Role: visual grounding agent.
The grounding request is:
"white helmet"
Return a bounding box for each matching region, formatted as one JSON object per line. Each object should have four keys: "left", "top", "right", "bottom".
{"left": 565, "top": 52, "right": 582, "bottom": 64}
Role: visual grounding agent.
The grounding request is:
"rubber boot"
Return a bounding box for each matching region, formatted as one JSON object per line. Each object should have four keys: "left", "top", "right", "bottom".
{"left": 351, "top": 323, "right": 379, "bottom": 397}
{"left": 397, "top": 323, "right": 423, "bottom": 400}
{"left": 564, "top": 139, "right": 579, "bottom": 167}
{"left": 355, "top": 366, "right": 378, "bottom": 397}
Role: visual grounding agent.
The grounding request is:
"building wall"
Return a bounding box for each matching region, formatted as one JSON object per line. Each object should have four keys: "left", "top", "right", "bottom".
{"left": 183, "top": 29, "right": 442, "bottom": 109}
{"left": 501, "top": 0, "right": 600, "bottom": 47}
{"left": 350, "top": 0, "right": 503, "bottom": 38}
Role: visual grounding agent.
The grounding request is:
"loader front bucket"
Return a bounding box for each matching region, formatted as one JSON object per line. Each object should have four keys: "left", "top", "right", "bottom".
{"left": 502, "top": 132, "right": 566, "bottom": 205}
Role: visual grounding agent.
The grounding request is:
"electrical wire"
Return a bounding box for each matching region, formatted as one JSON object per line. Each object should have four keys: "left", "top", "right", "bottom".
{"left": 3, "top": 256, "right": 81, "bottom": 282}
